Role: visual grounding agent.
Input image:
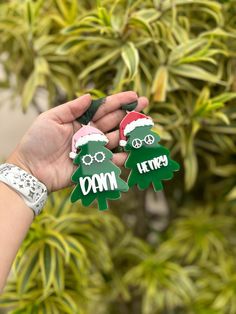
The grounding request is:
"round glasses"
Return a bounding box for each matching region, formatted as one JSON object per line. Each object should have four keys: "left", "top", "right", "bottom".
{"left": 82, "top": 152, "right": 105, "bottom": 166}
{"left": 132, "top": 134, "right": 155, "bottom": 149}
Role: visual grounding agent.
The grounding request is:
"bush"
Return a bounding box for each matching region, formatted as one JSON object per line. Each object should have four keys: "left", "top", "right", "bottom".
{"left": 0, "top": 0, "right": 236, "bottom": 313}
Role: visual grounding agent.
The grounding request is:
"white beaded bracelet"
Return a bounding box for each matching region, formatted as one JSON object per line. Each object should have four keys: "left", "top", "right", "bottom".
{"left": 0, "top": 163, "right": 48, "bottom": 216}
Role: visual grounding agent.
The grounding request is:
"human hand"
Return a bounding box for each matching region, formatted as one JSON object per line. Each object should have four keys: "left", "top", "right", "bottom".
{"left": 7, "top": 92, "right": 148, "bottom": 192}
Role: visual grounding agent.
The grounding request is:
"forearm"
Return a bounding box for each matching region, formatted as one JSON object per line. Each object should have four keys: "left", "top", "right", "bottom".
{"left": 0, "top": 182, "right": 34, "bottom": 293}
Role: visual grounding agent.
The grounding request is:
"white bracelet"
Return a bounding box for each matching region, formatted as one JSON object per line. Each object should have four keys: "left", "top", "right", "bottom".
{"left": 0, "top": 163, "right": 48, "bottom": 216}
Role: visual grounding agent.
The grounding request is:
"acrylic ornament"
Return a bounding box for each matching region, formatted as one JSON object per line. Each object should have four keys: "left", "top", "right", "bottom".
{"left": 119, "top": 112, "right": 180, "bottom": 191}
{"left": 70, "top": 125, "right": 128, "bottom": 210}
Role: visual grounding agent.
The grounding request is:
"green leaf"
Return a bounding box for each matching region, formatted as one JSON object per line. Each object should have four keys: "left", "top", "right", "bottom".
{"left": 17, "top": 248, "right": 39, "bottom": 294}
{"left": 65, "top": 235, "right": 87, "bottom": 261}
{"left": 131, "top": 9, "right": 161, "bottom": 23}
{"left": 54, "top": 0, "right": 70, "bottom": 20}
{"left": 121, "top": 42, "right": 139, "bottom": 79}
{"left": 97, "top": 7, "right": 111, "bottom": 26}
{"left": 211, "top": 92, "right": 236, "bottom": 103}
{"left": 79, "top": 49, "right": 120, "bottom": 79}
{"left": 61, "top": 22, "right": 95, "bottom": 34}
{"left": 39, "top": 244, "right": 56, "bottom": 292}
{"left": 57, "top": 36, "right": 117, "bottom": 54}
{"left": 45, "top": 230, "right": 70, "bottom": 263}
{"left": 51, "top": 293, "right": 78, "bottom": 313}
{"left": 57, "top": 38, "right": 86, "bottom": 54}
{"left": 26, "top": 0, "right": 33, "bottom": 26}
{"left": 152, "top": 66, "right": 168, "bottom": 102}
{"left": 169, "top": 64, "right": 220, "bottom": 83}
{"left": 0, "top": 292, "right": 19, "bottom": 307}
{"left": 226, "top": 186, "right": 236, "bottom": 201}
{"left": 183, "top": 122, "right": 200, "bottom": 190}
{"left": 21, "top": 71, "right": 39, "bottom": 112}
{"left": 129, "top": 17, "right": 151, "bottom": 33}
{"left": 35, "top": 57, "right": 49, "bottom": 75}
{"left": 168, "top": 38, "right": 209, "bottom": 64}
{"left": 54, "top": 253, "right": 65, "bottom": 292}
{"left": 214, "top": 112, "right": 230, "bottom": 125}
{"left": 34, "top": 36, "right": 54, "bottom": 52}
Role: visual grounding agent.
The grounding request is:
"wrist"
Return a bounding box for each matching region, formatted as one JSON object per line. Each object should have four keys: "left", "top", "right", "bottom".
{"left": 7, "top": 152, "right": 34, "bottom": 177}
{"left": 7, "top": 151, "right": 50, "bottom": 193}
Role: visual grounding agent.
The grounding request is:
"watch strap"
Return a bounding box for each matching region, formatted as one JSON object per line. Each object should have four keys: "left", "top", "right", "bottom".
{"left": 0, "top": 163, "right": 48, "bottom": 216}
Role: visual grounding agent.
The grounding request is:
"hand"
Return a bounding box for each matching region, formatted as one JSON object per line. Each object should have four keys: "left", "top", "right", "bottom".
{"left": 7, "top": 92, "right": 148, "bottom": 192}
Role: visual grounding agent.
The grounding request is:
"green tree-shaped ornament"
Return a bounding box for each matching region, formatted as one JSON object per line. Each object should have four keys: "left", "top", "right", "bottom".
{"left": 119, "top": 112, "right": 180, "bottom": 191}
{"left": 70, "top": 126, "right": 128, "bottom": 210}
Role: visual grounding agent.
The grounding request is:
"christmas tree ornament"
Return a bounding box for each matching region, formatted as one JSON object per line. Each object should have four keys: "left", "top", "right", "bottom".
{"left": 69, "top": 125, "right": 128, "bottom": 210}
{"left": 119, "top": 112, "right": 180, "bottom": 191}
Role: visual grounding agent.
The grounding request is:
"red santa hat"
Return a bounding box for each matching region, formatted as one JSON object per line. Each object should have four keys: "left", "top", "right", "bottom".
{"left": 119, "top": 111, "right": 154, "bottom": 147}
{"left": 69, "top": 125, "right": 108, "bottom": 159}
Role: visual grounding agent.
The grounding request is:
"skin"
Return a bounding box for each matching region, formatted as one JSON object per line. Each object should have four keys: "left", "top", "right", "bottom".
{"left": 0, "top": 91, "right": 148, "bottom": 293}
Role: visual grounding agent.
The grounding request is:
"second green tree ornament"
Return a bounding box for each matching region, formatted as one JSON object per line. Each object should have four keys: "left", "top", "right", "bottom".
{"left": 119, "top": 112, "right": 180, "bottom": 191}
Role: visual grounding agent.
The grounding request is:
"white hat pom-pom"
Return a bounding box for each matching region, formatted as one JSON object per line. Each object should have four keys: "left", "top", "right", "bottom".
{"left": 69, "top": 152, "right": 77, "bottom": 159}
{"left": 119, "top": 140, "right": 127, "bottom": 147}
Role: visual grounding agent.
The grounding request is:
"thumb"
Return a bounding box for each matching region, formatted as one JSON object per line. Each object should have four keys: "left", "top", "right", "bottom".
{"left": 46, "top": 94, "right": 92, "bottom": 123}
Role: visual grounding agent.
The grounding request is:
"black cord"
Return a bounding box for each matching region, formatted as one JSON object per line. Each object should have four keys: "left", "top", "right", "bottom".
{"left": 76, "top": 97, "right": 138, "bottom": 125}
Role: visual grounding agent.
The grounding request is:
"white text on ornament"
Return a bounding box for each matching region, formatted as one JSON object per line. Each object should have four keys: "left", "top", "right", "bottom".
{"left": 79, "top": 171, "right": 118, "bottom": 195}
{"left": 137, "top": 155, "right": 168, "bottom": 174}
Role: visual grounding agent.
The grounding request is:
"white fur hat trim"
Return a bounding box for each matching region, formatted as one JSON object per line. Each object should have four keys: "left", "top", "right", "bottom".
{"left": 75, "top": 133, "right": 108, "bottom": 148}
{"left": 124, "top": 118, "right": 154, "bottom": 136}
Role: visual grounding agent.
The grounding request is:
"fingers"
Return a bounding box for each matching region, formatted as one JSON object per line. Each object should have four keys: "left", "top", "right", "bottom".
{"left": 106, "top": 128, "right": 127, "bottom": 150}
{"left": 112, "top": 152, "right": 127, "bottom": 167}
{"left": 94, "top": 110, "right": 125, "bottom": 133}
{"left": 93, "top": 96, "right": 149, "bottom": 133}
{"left": 46, "top": 94, "right": 92, "bottom": 123}
{"left": 92, "top": 91, "right": 138, "bottom": 121}
{"left": 106, "top": 130, "right": 119, "bottom": 149}
{"left": 135, "top": 96, "right": 149, "bottom": 111}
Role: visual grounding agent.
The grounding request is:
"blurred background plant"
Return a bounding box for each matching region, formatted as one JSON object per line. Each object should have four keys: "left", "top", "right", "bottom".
{"left": 1, "top": 0, "right": 236, "bottom": 313}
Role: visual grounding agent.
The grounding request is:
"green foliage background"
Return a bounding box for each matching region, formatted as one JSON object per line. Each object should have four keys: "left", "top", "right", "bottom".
{"left": 1, "top": 0, "right": 236, "bottom": 313}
